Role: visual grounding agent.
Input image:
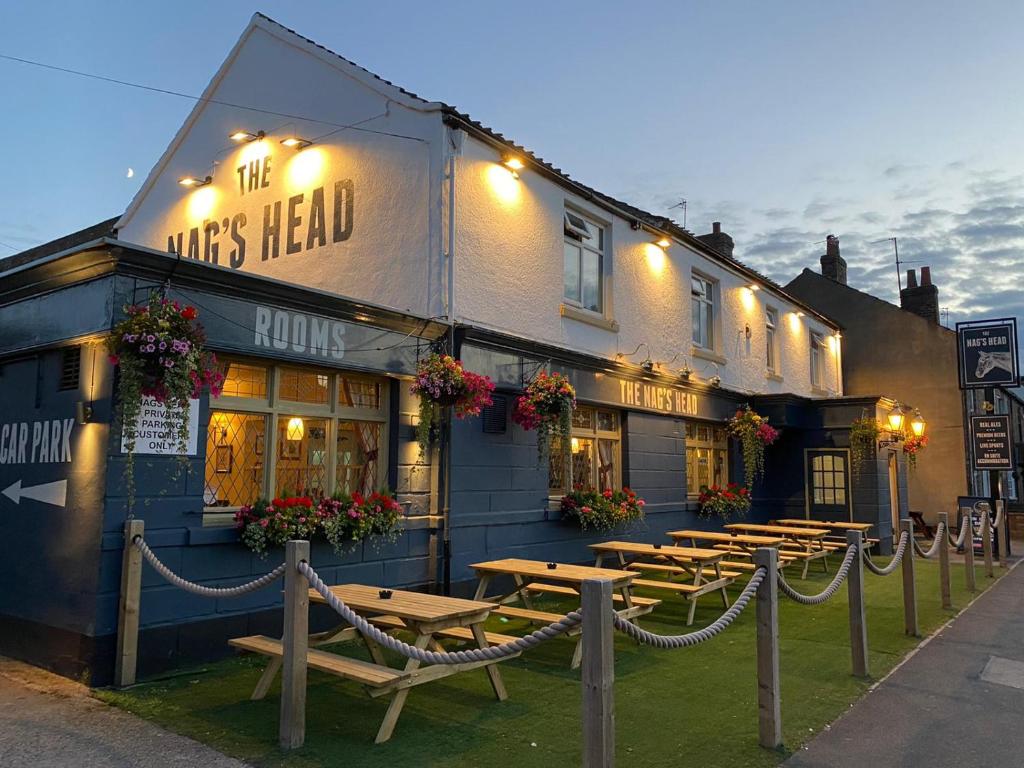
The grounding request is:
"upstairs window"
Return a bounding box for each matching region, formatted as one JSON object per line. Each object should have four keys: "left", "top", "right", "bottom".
{"left": 691, "top": 274, "right": 715, "bottom": 350}
{"left": 766, "top": 308, "right": 779, "bottom": 373}
{"left": 810, "top": 331, "right": 824, "bottom": 389}
{"left": 563, "top": 209, "right": 604, "bottom": 313}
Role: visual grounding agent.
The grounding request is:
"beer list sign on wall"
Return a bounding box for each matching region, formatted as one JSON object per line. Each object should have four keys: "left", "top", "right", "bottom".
{"left": 166, "top": 152, "right": 354, "bottom": 268}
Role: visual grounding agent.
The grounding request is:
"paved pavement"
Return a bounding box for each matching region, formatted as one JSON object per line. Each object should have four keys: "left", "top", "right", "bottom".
{"left": 0, "top": 659, "right": 248, "bottom": 768}
{"left": 786, "top": 560, "right": 1024, "bottom": 768}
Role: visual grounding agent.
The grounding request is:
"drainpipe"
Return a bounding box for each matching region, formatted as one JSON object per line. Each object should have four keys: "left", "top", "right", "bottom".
{"left": 441, "top": 127, "right": 459, "bottom": 594}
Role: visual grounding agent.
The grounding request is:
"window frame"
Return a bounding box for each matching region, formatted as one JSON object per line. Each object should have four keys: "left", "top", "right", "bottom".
{"left": 691, "top": 272, "right": 717, "bottom": 352}
{"left": 548, "top": 404, "right": 622, "bottom": 498}
{"left": 765, "top": 307, "right": 779, "bottom": 374}
{"left": 562, "top": 207, "right": 607, "bottom": 315}
{"left": 810, "top": 331, "right": 825, "bottom": 389}
{"left": 204, "top": 356, "right": 389, "bottom": 522}
{"left": 684, "top": 420, "right": 729, "bottom": 497}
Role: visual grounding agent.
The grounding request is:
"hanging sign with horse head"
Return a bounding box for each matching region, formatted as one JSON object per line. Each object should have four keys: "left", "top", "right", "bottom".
{"left": 957, "top": 319, "right": 1019, "bottom": 389}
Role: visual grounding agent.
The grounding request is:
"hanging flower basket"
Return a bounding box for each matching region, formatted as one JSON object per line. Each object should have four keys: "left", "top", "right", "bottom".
{"left": 409, "top": 354, "right": 494, "bottom": 455}
{"left": 107, "top": 294, "right": 223, "bottom": 510}
{"left": 697, "top": 483, "right": 752, "bottom": 520}
{"left": 560, "top": 487, "right": 645, "bottom": 532}
{"left": 512, "top": 371, "right": 577, "bottom": 460}
{"left": 903, "top": 434, "right": 928, "bottom": 471}
{"left": 234, "top": 490, "right": 404, "bottom": 556}
{"left": 849, "top": 415, "right": 881, "bottom": 472}
{"left": 727, "top": 405, "right": 779, "bottom": 489}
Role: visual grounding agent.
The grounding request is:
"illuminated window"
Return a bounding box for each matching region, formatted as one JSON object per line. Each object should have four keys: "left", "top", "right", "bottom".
{"left": 691, "top": 274, "right": 716, "bottom": 351}
{"left": 766, "top": 308, "right": 779, "bottom": 374}
{"left": 810, "top": 332, "right": 824, "bottom": 389}
{"left": 563, "top": 209, "right": 605, "bottom": 313}
{"left": 810, "top": 453, "right": 847, "bottom": 507}
{"left": 549, "top": 405, "right": 621, "bottom": 494}
{"left": 685, "top": 421, "right": 728, "bottom": 496}
{"left": 204, "top": 358, "right": 389, "bottom": 513}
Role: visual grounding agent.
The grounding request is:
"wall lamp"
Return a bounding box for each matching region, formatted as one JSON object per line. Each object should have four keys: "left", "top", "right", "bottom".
{"left": 748, "top": 283, "right": 760, "bottom": 292}
{"left": 501, "top": 154, "right": 525, "bottom": 178}
{"left": 910, "top": 408, "right": 926, "bottom": 437}
{"left": 654, "top": 236, "right": 672, "bottom": 250}
{"left": 281, "top": 136, "right": 313, "bottom": 150}
{"left": 229, "top": 130, "right": 265, "bottom": 143}
{"left": 178, "top": 175, "right": 212, "bottom": 188}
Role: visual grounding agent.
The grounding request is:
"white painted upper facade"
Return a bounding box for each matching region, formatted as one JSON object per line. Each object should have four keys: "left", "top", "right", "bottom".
{"left": 117, "top": 14, "right": 842, "bottom": 400}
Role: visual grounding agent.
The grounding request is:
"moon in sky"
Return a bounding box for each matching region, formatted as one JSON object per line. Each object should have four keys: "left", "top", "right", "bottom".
{"left": 126, "top": 167, "right": 134, "bottom": 178}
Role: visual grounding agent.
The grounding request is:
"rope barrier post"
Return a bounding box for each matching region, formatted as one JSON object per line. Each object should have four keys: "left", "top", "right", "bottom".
{"left": 280, "top": 540, "right": 309, "bottom": 750}
{"left": 115, "top": 519, "right": 144, "bottom": 688}
{"left": 846, "top": 531, "right": 869, "bottom": 678}
{"left": 937, "top": 513, "right": 952, "bottom": 609}
{"left": 963, "top": 514, "right": 976, "bottom": 592}
{"left": 581, "top": 578, "right": 615, "bottom": 768}
{"left": 982, "top": 507, "right": 994, "bottom": 578}
{"left": 753, "top": 548, "right": 782, "bottom": 749}
{"left": 900, "top": 519, "right": 919, "bottom": 637}
{"left": 997, "top": 501, "right": 1009, "bottom": 570}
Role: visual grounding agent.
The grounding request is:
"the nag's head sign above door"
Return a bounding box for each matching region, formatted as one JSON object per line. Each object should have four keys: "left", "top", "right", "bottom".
{"left": 957, "top": 319, "right": 1019, "bottom": 389}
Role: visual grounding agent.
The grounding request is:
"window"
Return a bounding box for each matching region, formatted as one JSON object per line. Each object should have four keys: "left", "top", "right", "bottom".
{"left": 549, "top": 405, "right": 621, "bottom": 494}
{"left": 810, "top": 332, "right": 824, "bottom": 389}
{"left": 563, "top": 209, "right": 605, "bottom": 313}
{"left": 685, "top": 422, "right": 728, "bottom": 496}
{"left": 765, "top": 308, "right": 779, "bottom": 373}
{"left": 691, "top": 275, "right": 715, "bottom": 350}
{"left": 810, "top": 453, "right": 847, "bottom": 506}
{"left": 204, "top": 359, "right": 388, "bottom": 510}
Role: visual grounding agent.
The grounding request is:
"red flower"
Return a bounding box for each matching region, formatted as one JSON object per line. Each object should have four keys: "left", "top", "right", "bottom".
{"left": 181, "top": 306, "right": 198, "bottom": 321}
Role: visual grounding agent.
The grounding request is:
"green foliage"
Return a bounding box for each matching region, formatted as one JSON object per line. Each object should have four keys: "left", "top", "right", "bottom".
{"left": 850, "top": 417, "right": 881, "bottom": 471}
{"left": 559, "top": 487, "right": 645, "bottom": 531}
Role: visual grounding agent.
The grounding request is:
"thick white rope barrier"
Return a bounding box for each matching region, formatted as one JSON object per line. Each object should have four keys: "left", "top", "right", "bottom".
{"left": 299, "top": 561, "right": 581, "bottom": 664}
{"left": 912, "top": 522, "right": 947, "bottom": 559}
{"left": 611, "top": 568, "right": 765, "bottom": 648}
{"left": 134, "top": 537, "right": 287, "bottom": 597}
{"left": 776, "top": 545, "right": 857, "bottom": 605}
{"left": 946, "top": 516, "right": 971, "bottom": 549}
{"left": 863, "top": 531, "right": 909, "bottom": 576}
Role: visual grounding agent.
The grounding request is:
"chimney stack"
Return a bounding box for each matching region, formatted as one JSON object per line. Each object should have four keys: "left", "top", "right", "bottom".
{"left": 900, "top": 266, "right": 940, "bottom": 324}
{"left": 820, "top": 234, "right": 847, "bottom": 284}
{"left": 697, "top": 221, "right": 735, "bottom": 259}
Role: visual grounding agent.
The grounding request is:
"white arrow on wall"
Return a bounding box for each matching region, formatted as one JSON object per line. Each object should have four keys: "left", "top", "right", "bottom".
{"left": 2, "top": 479, "right": 68, "bottom": 507}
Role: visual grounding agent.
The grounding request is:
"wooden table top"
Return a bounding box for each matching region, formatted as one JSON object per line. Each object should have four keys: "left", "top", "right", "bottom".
{"left": 775, "top": 519, "right": 873, "bottom": 532}
{"left": 725, "top": 523, "right": 829, "bottom": 538}
{"left": 668, "top": 529, "right": 786, "bottom": 546}
{"left": 589, "top": 540, "right": 725, "bottom": 561}
{"left": 470, "top": 558, "right": 637, "bottom": 586}
{"left": 308, "top": 584, "right": 495, "bottom": 623}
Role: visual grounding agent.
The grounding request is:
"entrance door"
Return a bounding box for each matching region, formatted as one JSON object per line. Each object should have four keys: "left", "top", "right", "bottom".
{"left": 887, "top": 450, "right": 900, "bottom": 531}
{"left": 805, "top": 449, "right": 852, "bottom": 520}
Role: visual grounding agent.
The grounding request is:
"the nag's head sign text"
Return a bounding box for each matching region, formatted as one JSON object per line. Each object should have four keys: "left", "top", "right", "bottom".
{"left": 957, "top": 319, "right": 1019, "bottom": 389}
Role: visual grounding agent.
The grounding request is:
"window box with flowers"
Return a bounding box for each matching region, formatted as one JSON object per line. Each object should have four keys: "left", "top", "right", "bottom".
{"left": 697, "top": 483, "right": 752, "bottom": 520}
{"left": 559, "top": 487, "right": 645, "bottom": 532}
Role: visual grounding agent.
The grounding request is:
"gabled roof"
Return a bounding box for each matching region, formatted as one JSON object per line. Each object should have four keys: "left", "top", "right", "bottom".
{"left": 0, "top": 216, "right": 119, "bottom": 274}
{"left": 115, "top": 12, "right": 837, "bottom": 327}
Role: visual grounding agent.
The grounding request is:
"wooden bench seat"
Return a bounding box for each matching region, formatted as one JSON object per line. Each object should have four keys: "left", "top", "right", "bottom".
{"left": 493, "top": 605, "right": 568, "bottom": 623}
{"left": 523, "top": 582, "right": 661, "bottom": 608}
{"left": 623, "top": 562, "right": 744, "bottom": 579}
{"left": 229, "top": 635, "right": 403, "bottom": 687}
{"left": 627, "top": 577, "right": 732, "bottom": 595}
{"left": 712, "top": 544, "right": 798, "bottom": 561}
{"left": 368, "top": 615, "right": 519, "bottom": 646}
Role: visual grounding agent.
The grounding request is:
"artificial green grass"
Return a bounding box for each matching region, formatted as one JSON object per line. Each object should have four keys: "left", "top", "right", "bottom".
{"left": 96, "top": 558, "right": 1003, "bottom": 768}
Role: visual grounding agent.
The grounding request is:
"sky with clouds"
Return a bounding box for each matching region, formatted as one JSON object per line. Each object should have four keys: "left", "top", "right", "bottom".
{"left": 1, "top": 1, "right": 1021, "bottom": 349}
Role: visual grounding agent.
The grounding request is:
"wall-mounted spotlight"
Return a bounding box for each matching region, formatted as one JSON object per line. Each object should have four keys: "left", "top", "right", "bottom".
{"left": 795, "top": 311, "right": 805, "bottom": 318}
{"left": 281, "top": 136, "right": 313, "bottom": 150}
{"left": 178, "top": 175, "right": 212, "bottom": 188}
{"left": 640, "top": 358, "right": 655, "bottom": 373}
{"left": 679, "top": 367, "right": 693, "bottom": 381}
{"left": 501, "top": 154, "right": 525, "bottom": 178}
{"left": 229, "top": 130, "right": 265, "bottom": 143}
{"left": 654, "top": 236, "right": 672, "bottom": 250}
{"left": 748, "top": 283, "right": 760, "bottom": 291}
{"left": 708, "top": 375, "right": 722, "bottom": 387}
{"left": 75, "top": 401, "right": 93, "bottom": 425}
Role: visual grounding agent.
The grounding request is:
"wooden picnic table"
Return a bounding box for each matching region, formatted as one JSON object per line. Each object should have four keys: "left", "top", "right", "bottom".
{"left": 775, "top": 519, "right": 873, "bottom": 532}
{"left": 725, "top": 523, "right": 832, "bottom": 578}
{"left": 230, "top": 584, "right": 516, "bottom": 744}
{"left": 589, "top": 541, "right": 733, "bottom": 625}
{"left": 470, "top": 558, "right": 658, "bottom": 668}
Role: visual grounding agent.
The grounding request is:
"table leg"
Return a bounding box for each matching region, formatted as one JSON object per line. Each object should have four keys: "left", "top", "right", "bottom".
{"left": 250, "top": 656, "right": 281, "bottom": 700}
{"left": 375, "top": 633, "right": 431, "bottom": 744}
{"left": 470, "top": 623, "right": 509, "bottom": 701}
{"left": 687, "top": 564, "right": 705, "bottom": 626}
{"left": 617, "top": 552, "right": 628, "bottom": 568}
{"left": 593, "top": 552, "right": 605, "bottom": 567}
{"left": 472, "top": 573, "right": 492, "bottom": 601}
{"left": 362, "top": 632, "right": 389, "bottom": 667}
{"left": 513, "top": 574, "right": 536, "bottom": 610}
{"left": 570, "top": 636, "right": 585, "bottom": 670}
{"left": 714, "top": 562, "right": 730, "bottom": 608}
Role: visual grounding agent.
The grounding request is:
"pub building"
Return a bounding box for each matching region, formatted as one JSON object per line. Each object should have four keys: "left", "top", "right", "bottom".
{"left": 0, "top": 14, "right": 914, "bottom": 684}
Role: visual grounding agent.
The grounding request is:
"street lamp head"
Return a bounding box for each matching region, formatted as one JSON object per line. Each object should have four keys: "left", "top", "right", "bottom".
{"left": 910, "top": 409, "right": 926, "bottom": 437}
{"left": 887, "top": 403, "right": 905, "bottom": 433}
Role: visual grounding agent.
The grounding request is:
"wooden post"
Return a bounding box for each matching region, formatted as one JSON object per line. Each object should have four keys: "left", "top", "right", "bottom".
{"left": 280, "top": 540, "right": 309, "bottom": 750}
{"left": 754, "top": 547, "right": 782, "bottom": 749}
{"left": 846, "top": 531, "right": 869, "bottom": 677}
{"left": 115, "top": 519, "right": 145, "bottom": 688}
{"left": 581, "top": 578, "right": 615, "bottom": 768}
{"left": 937, "top": 512, "right": 952, "bottom": 609}
{"left": 900, "top": 519, "right": 919, "bottom": 637}
{"left": 963, "top": 513, "right": 976, "bottom": 592}
{"left": 982, "top": 505, "right": 994, "bottom": 578}
{"left": 997, "top": 501, "right": 1009, "bottom": 569}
